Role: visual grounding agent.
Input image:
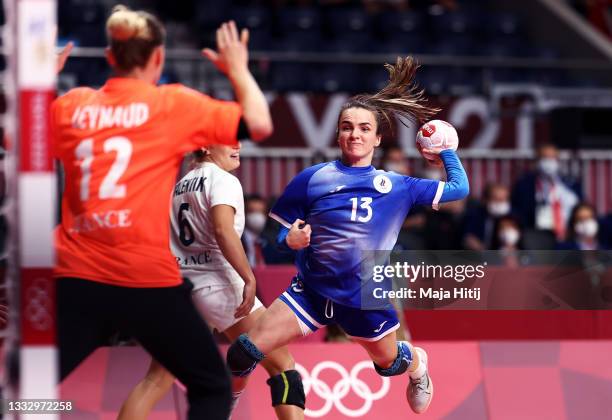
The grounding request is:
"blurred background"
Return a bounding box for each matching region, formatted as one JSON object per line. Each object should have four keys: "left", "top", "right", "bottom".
{"left": 57, "top": 0, "right": 612, "bottom": 260}
{"left": 3, "top": 0, "right": 612, "bottom": 418}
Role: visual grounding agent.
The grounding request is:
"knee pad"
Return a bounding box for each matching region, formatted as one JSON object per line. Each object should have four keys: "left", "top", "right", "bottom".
{"left": 266, "top": 369, "right": 305, "bottom": 409}
{"left": 226, "top": 334, "right": 265, "bottom": 377}
{"left": 374, "top": 341, "right": 413, "bottom": 377}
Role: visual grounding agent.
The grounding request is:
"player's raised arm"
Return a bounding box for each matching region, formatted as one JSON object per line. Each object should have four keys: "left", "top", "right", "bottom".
{"left": 56, "top": 41, "right": 73, "bottom": 73}
{"left": 433, "top": 149, "right": 469, "bottom": 203}
{"left": 202, "top": 21, "right": 272, "bottom": 141}
{"left": 417, "top": 120, "right": 469, "bottom": 207}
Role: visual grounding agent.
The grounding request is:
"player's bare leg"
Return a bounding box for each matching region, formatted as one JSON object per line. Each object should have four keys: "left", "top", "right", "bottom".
{"left": 244, "top": 298, "right": 304, "bottom": 354}
{"left": 119, "top": 304, "right": 304, "bottom": 420}
{"left": 118, "top": 359, "right": 174, "bottom": 420}
{"left": 226, "top": 298, "right": 307, "bottom": 411}
{"left": 356, "top": 331, "right": 433, "bottom": 414}
{"left": 225, "top": 306, "right": 304, "bottom": 419}
{"left": 357, "top": 330, "right": 402, "bottom": 367}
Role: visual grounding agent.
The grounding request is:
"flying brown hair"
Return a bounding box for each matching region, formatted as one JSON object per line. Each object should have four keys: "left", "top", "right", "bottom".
{"left": 338, "top": 57, "right": 440, "bottom": 134}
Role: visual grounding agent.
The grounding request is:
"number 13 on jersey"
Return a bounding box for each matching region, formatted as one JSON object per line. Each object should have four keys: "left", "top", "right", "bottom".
{"left": 350, "top": 197, "right": 373, "bottom": 222}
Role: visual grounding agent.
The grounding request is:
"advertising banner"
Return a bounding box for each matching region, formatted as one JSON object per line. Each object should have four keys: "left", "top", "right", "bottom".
{"left": 257, "top": 94, "right": 544, "bottom": 150}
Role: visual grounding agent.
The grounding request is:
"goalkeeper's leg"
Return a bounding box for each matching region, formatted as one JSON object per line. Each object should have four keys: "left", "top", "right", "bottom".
{"left": 118, "top": 359, "right": 173, "bottom": 420}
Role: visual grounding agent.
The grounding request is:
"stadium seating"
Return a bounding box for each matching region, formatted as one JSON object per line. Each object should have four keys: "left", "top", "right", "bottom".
{"left": 57, "top": 2, "right": 576, "bottom": 93}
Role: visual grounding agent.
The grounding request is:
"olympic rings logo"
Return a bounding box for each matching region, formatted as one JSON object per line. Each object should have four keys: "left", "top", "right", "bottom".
{"left": 295, "top": 360, "right": 390, "bottom": 418}
{"left": 24, "top": 277, "right": 53, "bottom": 331}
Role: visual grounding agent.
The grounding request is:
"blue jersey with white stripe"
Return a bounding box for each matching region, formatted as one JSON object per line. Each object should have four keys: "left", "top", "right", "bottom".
{"left": 270, "top": 160, "right": 442, "bottom": 308}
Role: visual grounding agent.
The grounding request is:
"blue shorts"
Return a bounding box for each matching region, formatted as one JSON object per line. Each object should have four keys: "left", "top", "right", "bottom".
{"left": 279, "top": 276, "right": 400, "bottom": 341}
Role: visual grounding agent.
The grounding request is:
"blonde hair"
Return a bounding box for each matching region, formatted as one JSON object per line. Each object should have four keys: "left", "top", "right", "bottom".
{"left": 105, "top": 5, "right": 165, "bottom": 72}
{"left": 338, "top": 57, "right": 439, "bottom": 134}
{"left": 107, "top": 5, "right": 151, "bottom": 41}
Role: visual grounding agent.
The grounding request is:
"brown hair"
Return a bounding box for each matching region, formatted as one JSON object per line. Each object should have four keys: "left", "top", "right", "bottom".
{"left": 338, "top": 57, "right": 439, "bottom": 135}
{"left": 106, "top": 5, "right": 165, "bottom": 72}
{"left": 191, "top": 149, "right": 209, "bottom": 164}
{"left": 566, "top": 202, "right": 597, "bottom": 241}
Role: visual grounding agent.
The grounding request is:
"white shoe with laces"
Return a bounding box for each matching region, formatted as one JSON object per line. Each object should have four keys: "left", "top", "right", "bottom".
{"left": 407, "top": 346, "right": 433, "bottom": 414}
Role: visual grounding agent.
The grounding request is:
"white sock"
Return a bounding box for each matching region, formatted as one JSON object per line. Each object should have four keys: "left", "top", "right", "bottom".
{"left": 408, "top": 348, "right": 427, "bottom": 379}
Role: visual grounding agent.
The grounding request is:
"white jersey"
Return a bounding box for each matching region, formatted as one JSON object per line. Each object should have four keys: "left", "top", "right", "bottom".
{"left": 170, "top": 162, "right": 245, "bottom": 288}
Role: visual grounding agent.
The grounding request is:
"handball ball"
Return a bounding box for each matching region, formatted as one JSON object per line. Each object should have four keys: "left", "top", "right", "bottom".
{"left": 416, "top": 120, "right": 459, "bottom": 151}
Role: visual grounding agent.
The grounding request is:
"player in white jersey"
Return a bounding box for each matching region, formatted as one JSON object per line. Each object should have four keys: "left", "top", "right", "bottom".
{"left": 119, "top": 143, "right": 304, "bottom": 420}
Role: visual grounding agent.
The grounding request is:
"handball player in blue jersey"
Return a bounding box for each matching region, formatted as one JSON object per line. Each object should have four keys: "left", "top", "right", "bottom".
{"left": 226, "top": 57, "right": 469, "bottom": 414}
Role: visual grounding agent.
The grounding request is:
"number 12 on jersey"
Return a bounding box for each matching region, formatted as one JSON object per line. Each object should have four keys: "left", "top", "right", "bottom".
{"left": 350, "top": 197, "right": 373, "bottom": 222}
{"left": 75, "top": 136, "right": 132, "bottom": 201}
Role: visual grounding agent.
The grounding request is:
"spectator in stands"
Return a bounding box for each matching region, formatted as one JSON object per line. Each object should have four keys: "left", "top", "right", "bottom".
{"left": 241, "top": 195, "right": 294, "bottom": 265}
{"left": 423, "top": 198, "right": 466, "bottom": 250}
{"left": 242, "top": 194, "right": 269, "bottom": 266}
{"left": 463, "top": 183, "right": 511, "bottom": 251}
{"left": 396, "top": 164, "right": 461, "bottom": 251}
{"left": 381, "top": 145, "right": 410, "bottom": 175}
{"left": 491, "top": 215, "right": 523, "bottom": 267}
{"left": 558, "top": 203, "right": 609, "bottom": 250}
{"left": 511, "top": 143, "right": 580, "bottom": 240}
{"left": 492, "top": 215, "right": 522, "bottom": 250}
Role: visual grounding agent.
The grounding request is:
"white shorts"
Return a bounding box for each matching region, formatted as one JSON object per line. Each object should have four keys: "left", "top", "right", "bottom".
{"left": 191, "top": 282, "right": 263, "bottom": 333}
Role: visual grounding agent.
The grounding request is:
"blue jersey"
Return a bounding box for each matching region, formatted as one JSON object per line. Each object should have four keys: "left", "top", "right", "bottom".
{"left": 270, "top": 160, "right": 443, "bottom": 308}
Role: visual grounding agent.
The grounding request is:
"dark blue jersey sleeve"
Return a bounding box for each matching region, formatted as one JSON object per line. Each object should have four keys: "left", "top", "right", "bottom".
{"left": 269, "top": 163, "right": 326, "bottom": 228}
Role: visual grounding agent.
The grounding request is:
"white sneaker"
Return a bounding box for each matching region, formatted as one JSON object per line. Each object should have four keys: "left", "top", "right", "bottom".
{"left": 407, "top": 347, "right": 433, "bottom": 414}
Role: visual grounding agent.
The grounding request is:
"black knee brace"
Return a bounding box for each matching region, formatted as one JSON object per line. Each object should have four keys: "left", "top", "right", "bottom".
{"left": 374, "top": 341, "right": 412, "bottom": 377}
{"left": 226, "top": 334, "right": 265, "bottom": 377}
{"left": 266, "top": 369, "right": 305, "bottom": 409}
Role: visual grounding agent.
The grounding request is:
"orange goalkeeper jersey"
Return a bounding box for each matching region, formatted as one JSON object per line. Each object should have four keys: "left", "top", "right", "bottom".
{"left": 52, "top": 78, "right": 241, "bottom": 287}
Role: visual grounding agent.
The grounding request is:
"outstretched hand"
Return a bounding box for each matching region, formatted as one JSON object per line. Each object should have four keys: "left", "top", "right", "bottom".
{"left": 202, "top": 20, "right": 249, "bottom": 76}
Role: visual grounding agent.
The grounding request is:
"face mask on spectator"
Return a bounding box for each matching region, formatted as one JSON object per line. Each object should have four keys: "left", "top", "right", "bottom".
{"left": 383, "top": 162, "right": 406, "bottom": 173}
{"left": 575, "top": 219, "right": 598, "bottom": 238}
{"left": 488, "top": 201, "right": 510, "bottom": 217}
{"left": 499, "top": 228, "right": 520, "bottom": 246}
{"left": 246, "top": 212, "right": 266, "bottom": 234}
{"left": 538, "top": 158, "right": 559, "bottom": 176}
